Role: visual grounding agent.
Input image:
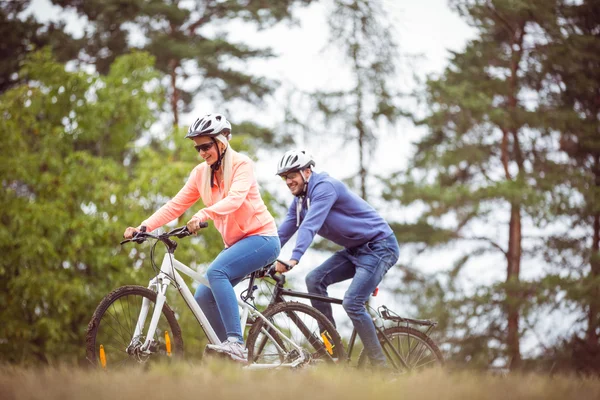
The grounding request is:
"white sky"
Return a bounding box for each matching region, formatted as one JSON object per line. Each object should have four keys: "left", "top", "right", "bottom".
{"left": 25, "top": 0, "right": 573, "bottom": 358}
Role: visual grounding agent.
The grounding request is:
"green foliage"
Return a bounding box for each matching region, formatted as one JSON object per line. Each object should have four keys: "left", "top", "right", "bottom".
{"left": 0, "top": 48, "right": 163, "bottom": 364}
{"left": 0, "top": 46, "right": 287, "bottom": 364}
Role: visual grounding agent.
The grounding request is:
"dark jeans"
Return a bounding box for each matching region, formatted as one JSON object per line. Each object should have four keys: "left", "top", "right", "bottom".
{"left": 305, "top": 234, "right": 400, "bottom": 366}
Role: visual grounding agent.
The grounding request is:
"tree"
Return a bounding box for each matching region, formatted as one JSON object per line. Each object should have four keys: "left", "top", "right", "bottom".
{"left": 303, "top": 0, "right": 402, "bottom": 199}
{"left": 0, "top": 1, "right": 80, "bottom": 94}
{"left": 382, "top": 0, "right": 567, "bottom": 370}
{"left": 50, "top": 0, "right": 317, "bottom": 126}
{"left": 0, "top": 49, "right": 165, "bottom": 363}
{"left": 533, "top": 0, "right": 600, "bottom": 372}
{"left": 0, "top": 46, "right": 284, "bottom": 364}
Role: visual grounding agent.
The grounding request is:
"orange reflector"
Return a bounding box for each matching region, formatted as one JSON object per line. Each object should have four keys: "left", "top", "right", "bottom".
{"left": 321, "top": 332, "right": 334, "bottom": 355}
{"left": 99, "top": 344, "right": 107, "bottom": 369}
{"left": 372, "top": 287, "right": 379, "bottom": 296}
{"left": 165, "top": 331, "right": 172, "bottom": 356}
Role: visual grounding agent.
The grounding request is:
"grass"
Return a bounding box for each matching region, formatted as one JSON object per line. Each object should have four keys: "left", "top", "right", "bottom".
{"left": 1, "top": 360, "right": 600, "bottom": 400}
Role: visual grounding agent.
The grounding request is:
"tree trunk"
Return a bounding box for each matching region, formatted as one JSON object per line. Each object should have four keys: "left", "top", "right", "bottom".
{"left": 587, "top": 153, "right": 600, "bottom": 347}
{"left": 503, "top": 19, "right": 525, "bottom": 371}
{"left": 169, "top": 58, "right": 179, "bottom": 127}
{"left": 506, "top": 203, "right": 522, "bottom": 370}
{"left": 358, "top": 121, "right": 367, "bottom": 200}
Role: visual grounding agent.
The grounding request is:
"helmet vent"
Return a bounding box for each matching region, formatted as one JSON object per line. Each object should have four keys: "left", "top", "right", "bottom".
{"left": 185, "top": 113, "right": 232, "bottom": 139}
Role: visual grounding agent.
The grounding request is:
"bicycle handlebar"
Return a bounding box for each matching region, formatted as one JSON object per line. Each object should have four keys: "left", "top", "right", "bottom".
{"left": 120, "top": 223, "right": 208, "bottom": 245}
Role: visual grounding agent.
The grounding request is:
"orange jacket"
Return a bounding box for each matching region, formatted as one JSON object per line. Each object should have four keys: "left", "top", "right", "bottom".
{"left": 142, "top": 151, "right": 277, "bottom": 247}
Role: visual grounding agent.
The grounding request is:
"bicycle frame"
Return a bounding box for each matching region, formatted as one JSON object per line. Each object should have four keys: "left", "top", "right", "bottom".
{"left": 132, "top": 252, "right": 311, "bottom": 368}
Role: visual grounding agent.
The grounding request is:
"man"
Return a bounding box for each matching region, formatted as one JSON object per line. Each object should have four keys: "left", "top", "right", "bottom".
{"left": 275, "top": 150, "right": 400, "bottom": 367}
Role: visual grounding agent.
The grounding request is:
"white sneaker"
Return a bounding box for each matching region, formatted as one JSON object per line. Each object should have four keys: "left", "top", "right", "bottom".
{"left": 205, "top": 339, "right": 248, "bottom": 363}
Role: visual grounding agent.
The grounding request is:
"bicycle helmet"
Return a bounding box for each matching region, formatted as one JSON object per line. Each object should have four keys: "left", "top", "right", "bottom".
{"left": 276, "top": 150, "right": 315, "bottom": 176}
{"left": 185, "top": 113, "right": 232, "bottom": 139}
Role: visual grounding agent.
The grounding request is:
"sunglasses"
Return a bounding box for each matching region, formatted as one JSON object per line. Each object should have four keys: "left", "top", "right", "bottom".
{"left": 280, "top": 172, "right": 300, "bottom": 181}
{"left": 194, "top": 142, "right": 215, "bottom": 153}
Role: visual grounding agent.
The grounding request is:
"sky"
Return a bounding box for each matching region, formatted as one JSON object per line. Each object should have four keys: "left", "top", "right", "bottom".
{"left": 24, "top": 0, "right": 572, "bottom": 357}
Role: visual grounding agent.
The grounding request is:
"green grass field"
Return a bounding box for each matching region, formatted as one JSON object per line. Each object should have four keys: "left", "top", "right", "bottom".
{"left": 2, "top": 361, "right": 599, "bottom": 400}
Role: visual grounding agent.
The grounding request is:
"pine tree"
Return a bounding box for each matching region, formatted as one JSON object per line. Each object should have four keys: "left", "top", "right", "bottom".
{"left": 382, "top": 0, "right": 566, "bottom": 369}
{"left": 50, "top": 0, "right": 316, "bottom": 126}
{"left": 533, "top": 0, "right": 600, "bottom": 371}
{"left": 308, "top": 0, "right": 402, "bottom": 199}
{"left": 0, "top": 1, "right": 80, "bottom": 93}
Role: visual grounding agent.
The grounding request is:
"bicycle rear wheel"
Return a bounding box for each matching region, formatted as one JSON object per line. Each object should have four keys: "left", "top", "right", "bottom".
{"left": 246, "top": 302, "right": 345, "bottom": 367}
{"left": 86, "top": 285, "right": 183, "bottom": 369}
{"left": 357, "top": 326, "right": 443, "bottom": 372}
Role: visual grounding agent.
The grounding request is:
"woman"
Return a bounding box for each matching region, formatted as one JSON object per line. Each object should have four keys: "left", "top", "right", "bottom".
{"left": 123, "top": 113, "right": 280, "bottom": 362}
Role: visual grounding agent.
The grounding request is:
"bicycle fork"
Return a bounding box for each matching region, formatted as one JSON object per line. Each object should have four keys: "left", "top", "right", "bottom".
{"left": 128, "top": 278, "right": 171, "bottom": 356}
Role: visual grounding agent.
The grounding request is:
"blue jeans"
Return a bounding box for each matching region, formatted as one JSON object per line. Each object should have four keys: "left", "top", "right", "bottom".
{"left": 194, "top": 235, "right": 280, "bottom": 343}
{"left": 305, "top": 234, "right": 400, "bottom": 366}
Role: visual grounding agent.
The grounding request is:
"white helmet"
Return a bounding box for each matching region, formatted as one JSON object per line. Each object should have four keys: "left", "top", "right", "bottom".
{"left": 276, "top": 150, "right": 315, "bottom": 176}
{"left": 185, "top": 113, "right": 232, "bottom": 139}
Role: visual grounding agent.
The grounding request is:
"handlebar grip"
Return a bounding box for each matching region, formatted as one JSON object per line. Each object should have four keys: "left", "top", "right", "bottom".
{"left": 121, "top": 226, "right": 146, "bottom": 245}
{"left": 199, "top": 222, "right": 208, "bottom": 229}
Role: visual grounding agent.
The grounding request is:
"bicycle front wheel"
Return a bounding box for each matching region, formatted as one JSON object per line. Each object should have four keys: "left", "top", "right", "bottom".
{"left": 357, "top": 326, "right": 443, "bottom": 372}
{"left": 86, "top": 285, "right": 183, "bottom": 369}
{"left": 246, "top": 302, "right": 346, "bottom": 367}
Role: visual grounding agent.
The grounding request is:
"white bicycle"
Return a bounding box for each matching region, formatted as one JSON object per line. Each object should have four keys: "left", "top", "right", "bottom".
{"left": 85, "top": 225, "right": 345, "bottom": 369}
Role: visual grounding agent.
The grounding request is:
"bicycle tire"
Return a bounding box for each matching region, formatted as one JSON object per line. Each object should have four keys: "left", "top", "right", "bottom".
{"left": 86, "top": 285, "right": 183, "bottom": 368}
{"left": 246, "top": 301, "right": 346, "bottom": 367}
{"left": 357, "top": 325, "right": 443, "bottom": 371}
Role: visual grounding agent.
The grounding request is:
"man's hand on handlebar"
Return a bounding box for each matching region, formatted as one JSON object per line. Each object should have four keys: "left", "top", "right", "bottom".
{"left": 275, "top": 259, "right": 297, "bottom": 273}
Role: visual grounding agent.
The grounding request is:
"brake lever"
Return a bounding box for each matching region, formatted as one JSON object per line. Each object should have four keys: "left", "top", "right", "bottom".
{"left": 131, "top": 228, "right": 148, "bottom": 244}
{"left": 171, "top": 226, "right": 192, "bottom": 238}
{"left": 119, "top": 235, "right": 146, "bottom": 245}
{"left": 171, "top": 222, "right": 209, "bottom": 238}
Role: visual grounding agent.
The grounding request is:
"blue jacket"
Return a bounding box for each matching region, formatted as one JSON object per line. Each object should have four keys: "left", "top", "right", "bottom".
{"left": 278, "top": 171, "right": 393, "bottom": 261}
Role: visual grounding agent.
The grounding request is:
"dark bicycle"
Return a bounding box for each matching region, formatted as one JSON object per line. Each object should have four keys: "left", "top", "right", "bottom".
{"left": 242, "top": 261, "right": 444, "bottom": 371}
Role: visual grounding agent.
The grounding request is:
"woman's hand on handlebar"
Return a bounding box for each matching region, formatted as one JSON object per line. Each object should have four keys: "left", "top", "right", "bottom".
{"left": 186, "top": 216, "right": 205, "bottom": 234}
{"left": 123, "top": 226, "right": 140, "bottom": 239}
{"left": 275, "top": 259, "right": 297, "bottom": 273}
